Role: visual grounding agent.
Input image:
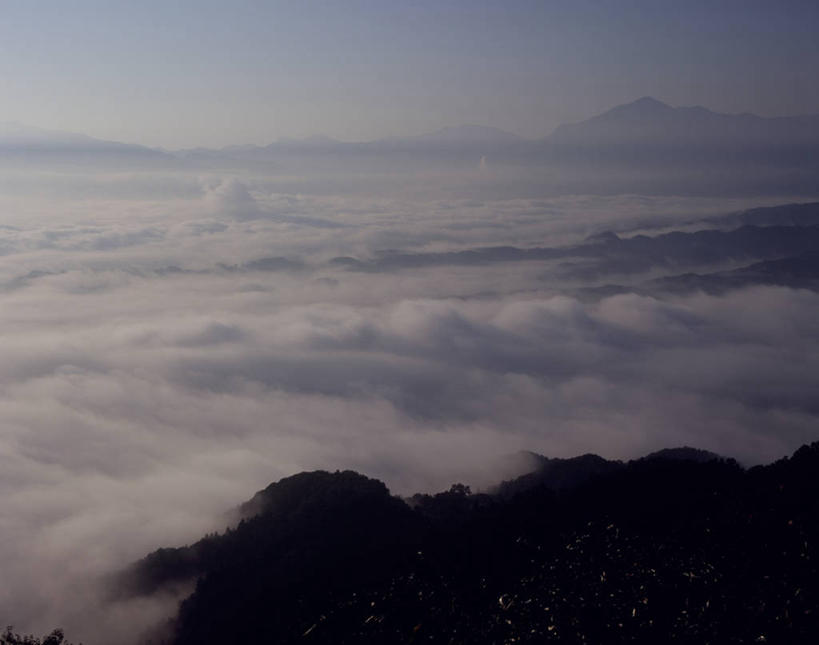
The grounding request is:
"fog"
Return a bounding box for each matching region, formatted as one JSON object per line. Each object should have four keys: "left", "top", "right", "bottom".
{"left": 0, "top": 150, "right": 818, "bottom": 644}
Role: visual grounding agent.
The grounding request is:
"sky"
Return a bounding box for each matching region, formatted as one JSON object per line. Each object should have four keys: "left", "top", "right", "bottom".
{"left": 1, "top": 0, "right": 818, "bottom": 148}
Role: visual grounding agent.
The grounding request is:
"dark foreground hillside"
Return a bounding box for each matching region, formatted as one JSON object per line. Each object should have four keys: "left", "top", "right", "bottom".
{"left": 120, "top": 444, "right": 819, "bottom": 645}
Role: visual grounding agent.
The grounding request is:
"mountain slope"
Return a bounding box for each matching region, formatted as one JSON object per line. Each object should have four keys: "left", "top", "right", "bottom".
{"left": 330, "top": 222, "right": 819, "bottom": 281}
{"left": 117, "top": 442, "right": 819, "bottom": 644}
{"left": 0, "top": 122, "right": 168, "bottom": 155}
{"left": 0, "top": 122, "right": 174, "bottom": 169}
{"left": 547, "top": 97, "right": 819, "bottom": 148}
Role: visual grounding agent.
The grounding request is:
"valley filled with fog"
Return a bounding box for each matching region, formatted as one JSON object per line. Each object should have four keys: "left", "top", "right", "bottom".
{"left": 1, "top": 100, "right": 819, "bottom": 642}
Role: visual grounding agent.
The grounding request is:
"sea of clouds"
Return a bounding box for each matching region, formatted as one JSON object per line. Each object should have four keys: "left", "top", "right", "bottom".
{"left": 1, "top": 167, "right": 817, "bottom": 643}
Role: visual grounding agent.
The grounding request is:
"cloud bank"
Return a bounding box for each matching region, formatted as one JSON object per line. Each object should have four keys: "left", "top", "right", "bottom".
{"left": 0, "top": 169, "right": 818, "bottom": 643}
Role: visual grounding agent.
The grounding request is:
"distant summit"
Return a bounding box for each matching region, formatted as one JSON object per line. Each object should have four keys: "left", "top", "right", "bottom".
{"left": 547, "top": 96, "right": 819, "bottom": 147}
{"left": 602, "top": 96, "right": 676, "bottom": 118}
{"left": 642, "top": 446, "right": 724, "bottom": 463}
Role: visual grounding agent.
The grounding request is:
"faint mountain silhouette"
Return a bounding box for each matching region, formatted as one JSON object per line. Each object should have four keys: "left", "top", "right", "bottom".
{"left": 547, "top": 96, "right": 819, "bottom": 148}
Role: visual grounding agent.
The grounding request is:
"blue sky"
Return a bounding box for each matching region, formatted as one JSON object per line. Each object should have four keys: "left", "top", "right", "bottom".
{"left": 1, "top": 0, "right": 817, "bottom": 147}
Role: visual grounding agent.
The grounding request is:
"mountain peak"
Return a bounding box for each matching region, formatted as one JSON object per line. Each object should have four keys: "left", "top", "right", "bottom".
{"left": 641, "top": 446, "right": 724, "bottom": 463}
{"left": 628, "top": 96, "right": 671, "bottom": 109}
{"left": 546, "top": 95, "right": 819, "bottom": 147}
{"left": 602, "top": 96, "right": 674, "bottom": 119}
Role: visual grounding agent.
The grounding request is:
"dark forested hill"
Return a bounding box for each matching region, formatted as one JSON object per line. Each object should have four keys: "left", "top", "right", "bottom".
{"left": 120, "top": 443, "right": 819, "bottom": 644}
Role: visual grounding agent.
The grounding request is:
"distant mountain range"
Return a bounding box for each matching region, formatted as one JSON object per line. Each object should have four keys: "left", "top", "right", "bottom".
{"left": 175, "top": 98, "right": 819, "bottom": 158}
{"left": 8, "top": 97, "right": 819, "bottom": 158}
{"left": 328, "top": 202, "right": 819, "bottom": 291}
{"left": 172, "top": 124, "right": 528, "bottom": 163}
{"left": 5, "top": 99, "right": 819, "bottom": 195}
{"left": 169, "top": 98, "right": 819, "bottom": 197}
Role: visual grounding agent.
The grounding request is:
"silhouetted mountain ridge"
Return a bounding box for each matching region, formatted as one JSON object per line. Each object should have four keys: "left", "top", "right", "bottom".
{"left": 645, "top": 250, "right": 819, "bottom": 295}
{"left": 706, "top": 201, "right": 819, "bottom": 229}
{"left": 330, "top": 222, "right": 819, "bottom": 282}
{"left": 113, "top": 440, "right": 819, "bottom": 644}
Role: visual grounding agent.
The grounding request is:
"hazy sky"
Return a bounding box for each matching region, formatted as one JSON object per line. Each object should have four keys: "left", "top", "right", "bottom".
{"left": 1, "top": 1, "right": 817, "bottom": 148}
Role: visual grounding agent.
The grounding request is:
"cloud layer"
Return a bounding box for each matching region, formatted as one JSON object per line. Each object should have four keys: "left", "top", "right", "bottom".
{"left": 0, "top": 170, "right": 818, "bottom": 643}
